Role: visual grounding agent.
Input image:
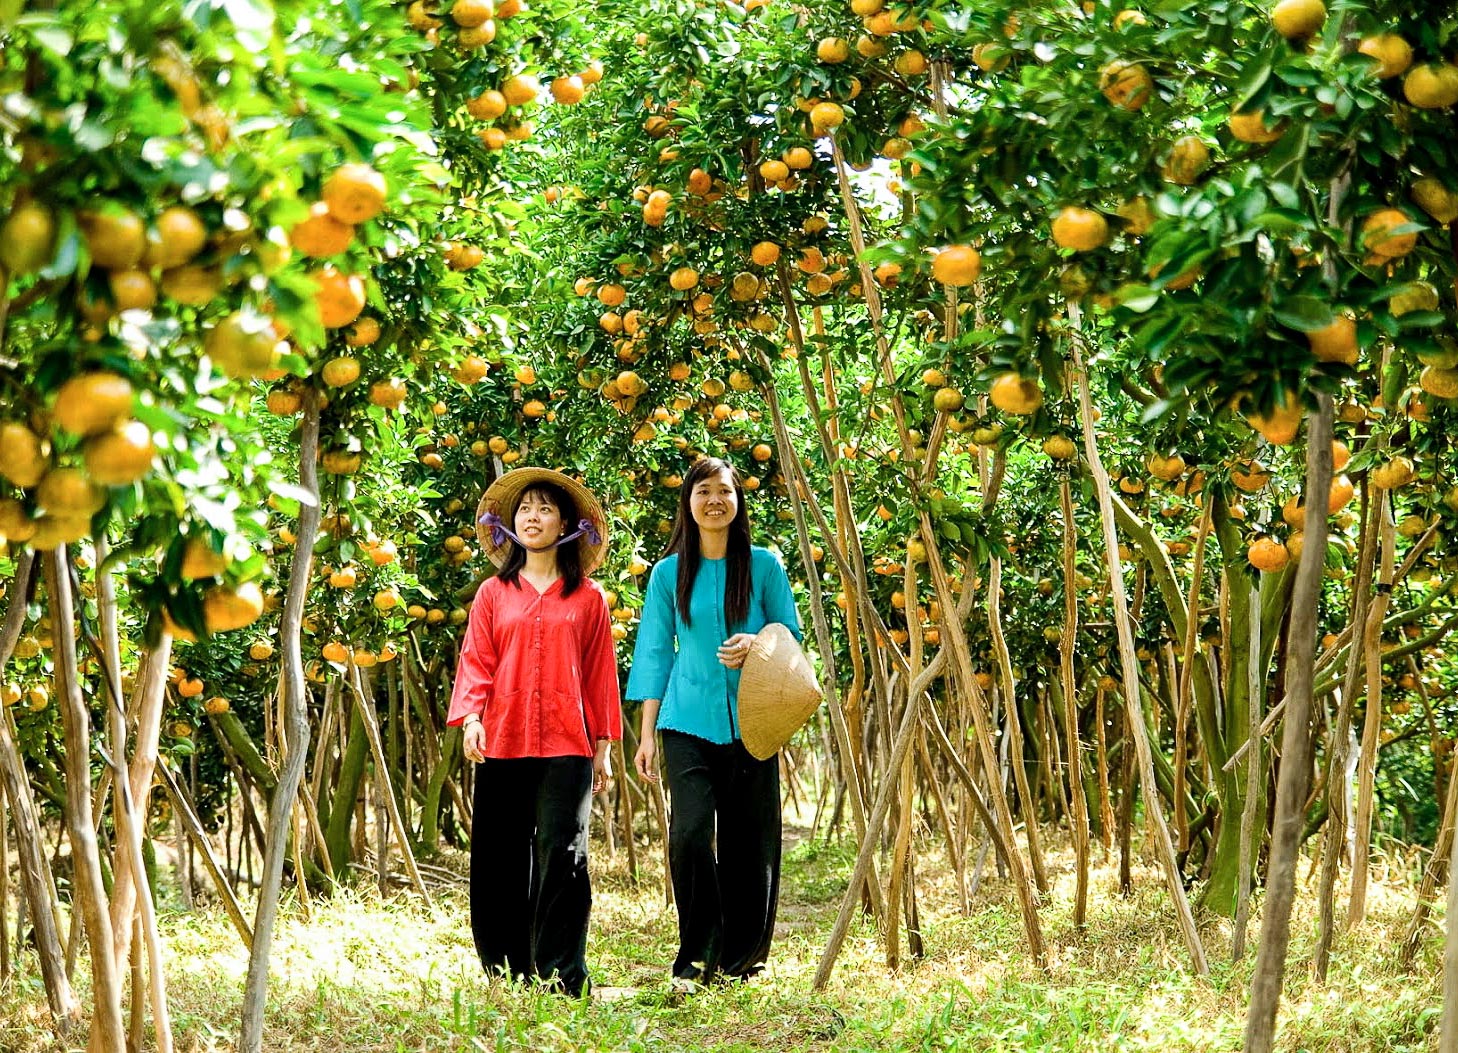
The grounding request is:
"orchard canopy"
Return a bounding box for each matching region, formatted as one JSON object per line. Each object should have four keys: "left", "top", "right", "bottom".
{"left": 2, "top": 0, "right": 1458, "bottom": 1049}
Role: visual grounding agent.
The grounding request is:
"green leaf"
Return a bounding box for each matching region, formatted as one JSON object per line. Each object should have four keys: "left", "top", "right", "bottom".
{"left": 1272, "top": 296, "right": 1335, "bottom": 332}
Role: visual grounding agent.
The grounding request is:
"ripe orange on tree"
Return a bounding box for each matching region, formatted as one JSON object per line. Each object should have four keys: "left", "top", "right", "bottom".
{"left": 312, "top": 266, "right": 367, "bottom": 328}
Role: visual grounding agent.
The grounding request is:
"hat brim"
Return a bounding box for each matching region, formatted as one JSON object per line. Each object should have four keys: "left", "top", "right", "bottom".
{"left": 475, "top": 467, "right": 609, "bottom": 575}
{"left": 737, "top": 622, "right": 821, "bottom": 760}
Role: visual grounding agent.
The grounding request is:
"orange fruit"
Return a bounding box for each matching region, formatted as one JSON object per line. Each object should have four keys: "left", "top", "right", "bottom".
{"left": 181, "top": 538, "right": 227, "bottom": 580}
{"left": 1100, "top": 60, "right": 1152, "bottom": 110}
{"left": 1271, "top": 0, "right": 1324, "bottom": 40}
{"left": 0, "top": 201, "right": 57, "bottom": 274}
{"left": 933, "top": 387, "right": 965, "bottom": 412}
{"left": 1162, "top": 136, "right": 1210, "bottom": 185}
{"left": 1050, "top": 207, "right": 1108, "bottom": 251}
{"left": 160, "top": 265, "right": 222, "bottom": 305}
{"left": 79, "top": 206, "right": 147, "bottom": 269}
{"left": 931, "top": 244, "right": 981, "bottom": 285}
{"left": 83, "top": 420, "right": 156, "bottom": 485}
{"left": 140, "top": 205, "right": 209, "bottom": 270}
{"left": 37, "top": 467, "right": 105, "bottom": 517}
{"left": 1245, "top": 392, "right": 1302, "bottom": 444}
{"left": 1361, "top": 208, "right": 1418, "bottom": 258}
{"left": 809, "top": 101, "right": 844, "bottom": 132}
{"left": 323, "top": 163, "right": 387, "bottom": 224}
{"left": 989, "top": 373, "right": 1042, "bottom": 415}
{"left": 758, "top": 158, "right": 790, "bottom": 183}
{"left": 669, "top": 266, "right": 699, "bottom": 290}
{"left": 266, "top": 389, "right": 303, "bottom": 415}
{"left": 1228, "top": 110, "right": 1286, "bottom": 144}
{"left": 1246, "top": 536, "right": 1289, "bottom": 573}
{"left": 0, "top": 499, "right": 37, "bottom": 543}
{"left": 322, "top": 450, "right": 363, "bottom": 474}
{"left": 1402, "top": 64, "right": 1458, "bottom": 109}
{"left": 108, "top": 269, "right": 157, "bottom": 311}
{"left": 1307, "top": 314, "right": 1358, "bottom": 364}
{"left": 203, "top": 583, "right": 265, "bottom": 633}
{"left": 783, "top": 147, "right": 813, "bottom": 170}
{"left": 501, "top": 73, "right": 541, "bottom": 106}
{"left": 597, "top": 283, "right": 627, "bottom": 307}
{"left": 895, "top": 50, "right": 928, "bottom": 76}
{"left": 451, "top": 0, "right": 494, "bottom": 25}
{"left": 290, "top": 201, "right": 355, "bottom": 257}
{"left": 369, "top": 378, "right": 407, "bottom": 410}
{"left": 312, "top": 267, "right": 367, "bottom": 328}
{"left": 207, "top": 312, "right": 280, "bottom": 378}
{"left": 457, "top": 19, "right": 496, "bottom": 45}
{"left": 972, "top": 42, "right": 1010, "bottom": 72}
{"left": 467, "top": 90, "right": 509, "bottom": 119}
{"left": 1411, "top": 178, "right": 1458, "bottom": 225}
{"left": 550, "top": 75, "right": 585, "bottom": 104}
{"left": 321, "top": 356, "right": 361, "bottom": 387}
{"left": 1370, "top": 456, "right": 1414, "bottom": 490}
{"left": 817, "top": 37, "right": 850, "bottom": 63}
{"left": 346, "top": 316, "right": 382, "bottom": 347}
{"left": 1356, "top": 33, "right": 1412, "bottom": 79}
{"left": 0, "top": 422, "right": 49, "bottom": 488}
{"left": 1147, "top": 452, "right": 1186, "bottom": 481}
{"left": 52, "top": 372, "right": 134, "bottom": 437}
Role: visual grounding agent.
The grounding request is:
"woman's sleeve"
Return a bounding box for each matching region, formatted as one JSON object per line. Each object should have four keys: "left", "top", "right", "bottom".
{"left": 447, "top": 587, "right": 497, "bottom": 726}
{"left": 581, "top": 587, "right": 623, "bottom": 741}
{"left": 624, "top": 560, "right": 676, "bottom": 701}
{"left": 764, "top": 553, "right": 804, "bottom": 642}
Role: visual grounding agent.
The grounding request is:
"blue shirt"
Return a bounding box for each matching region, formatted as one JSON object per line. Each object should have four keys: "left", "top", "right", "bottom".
{"left": 626, "top": 546, "right": 802, "bottom": 744}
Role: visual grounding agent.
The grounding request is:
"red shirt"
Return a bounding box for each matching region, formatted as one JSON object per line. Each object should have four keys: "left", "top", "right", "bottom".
{"left": 447, "top": 575, "right": 622, "bottom": 758}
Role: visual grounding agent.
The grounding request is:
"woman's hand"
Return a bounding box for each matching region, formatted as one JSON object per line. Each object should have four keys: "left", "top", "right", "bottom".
{"left": 634, "top": 736, "right": 658, "bottom": 783}
{"left": 717, "top": 632, "right": 757, "bottom": 669}
{"left": 462, "top": 719, "right": 486, "bottom": 763}
{"left": 593, "top": 741, "right": 613, "bottom": 794}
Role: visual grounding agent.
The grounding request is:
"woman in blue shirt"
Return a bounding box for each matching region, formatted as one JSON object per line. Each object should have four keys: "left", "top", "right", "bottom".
{"left": 629, "top": 455, "right": 801, "bottom": 988}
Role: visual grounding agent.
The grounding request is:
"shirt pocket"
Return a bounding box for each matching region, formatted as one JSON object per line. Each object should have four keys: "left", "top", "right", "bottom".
{"left": 543, "top": 688, "right": 590, "bottom": 750}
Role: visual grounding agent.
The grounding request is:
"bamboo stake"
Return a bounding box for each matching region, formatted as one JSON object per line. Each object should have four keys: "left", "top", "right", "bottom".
{"left": 347, "top": 663, "right": 430, "bottom": 902}
{"left": 1059, "top": 477, "right": 1091, "bottom": 927}
{"left": 1174, "top": 503, "right": 1215, "bottom": 856}
{"left": 1068, "top": 328, "right": 1207, "bottom": 976}
{"left": 1095, "top": 687, "right": 1115, "bottom": 852}
{"left": 45, "top": 550, "right": 126, "bottom": 1052}
{"left": 1232, "top": 581, "right": 1263, "bottom": 961}
{"left": 155, "top": 762, "right": 252, "bottom": 948}
{"left": 240, "top": 387, "right": 322, "bottom": 1053}
{"left": 1243, "top": 394, "right": 1335, "bottom": 1052}
{"left": 1348, "top": 490, "right": 1397, "bottom": 929}
{"left": 988, "top": 557, "right": 1048, "bottom": 892}
{"left": 1314, "top": 483, "right": 1378, "bottom": 975}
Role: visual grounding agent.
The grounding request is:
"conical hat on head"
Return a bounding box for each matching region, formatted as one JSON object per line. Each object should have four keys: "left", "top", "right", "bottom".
{"left": 737, "top": 622, "right": 821, "bottom": 761}
{"left": 475, "top": 466, "right": 609, "bottom": 575}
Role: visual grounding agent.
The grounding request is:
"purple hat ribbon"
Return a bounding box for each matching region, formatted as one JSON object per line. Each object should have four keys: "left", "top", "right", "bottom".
{"left": 479, "top": 510, "right": 601, "bottom": 550}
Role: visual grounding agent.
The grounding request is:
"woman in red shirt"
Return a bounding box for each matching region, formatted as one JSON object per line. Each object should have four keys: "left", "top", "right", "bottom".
{"left": 448, "top": 467, "right": 621, "bottom": 996}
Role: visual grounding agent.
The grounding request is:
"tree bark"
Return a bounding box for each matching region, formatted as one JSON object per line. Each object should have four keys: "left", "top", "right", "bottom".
{"left": 1243, "top": 394, "right": 1334, "bottom": 1052}
{"left": 240, "top": 388, "right": 322, "bottom": 1053}
{"left": 1070, "top": 331, "right": 1207, "bottom": 976}
{"left": 1059, "top": 478, "right": 1090, "bottom": 926}
{"left": 45, "top": 550, "right": 125, "bottom": 1052}
{"left": 0, "top": 551, "right": 78, "bottom": 1030}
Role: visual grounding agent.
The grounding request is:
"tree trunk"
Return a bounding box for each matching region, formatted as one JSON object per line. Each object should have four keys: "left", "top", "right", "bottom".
{"left": 0, "top": 551, "right": 78, "bottom": 1031}
{"left": 45, "top": 550, "right": 126, "bottom": 1052}
{"left": 1243, "top": 394, "right": 1334, "bottom": 1052}
{"left": 240, "top": 388, "right": 322, "bottom": 1053}
{"left": 1059, "top": 478, "right": 1090, "bottom": 926}
{"left": 1070, "top": 332, "right": 1207, "bottom": 976}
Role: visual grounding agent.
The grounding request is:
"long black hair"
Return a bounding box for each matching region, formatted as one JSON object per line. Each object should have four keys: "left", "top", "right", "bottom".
{"left": 662, "top": 456, "right": 751, "bottom": 627}
{"left": 497, "top": 482, "right": 584, "bottom": 597}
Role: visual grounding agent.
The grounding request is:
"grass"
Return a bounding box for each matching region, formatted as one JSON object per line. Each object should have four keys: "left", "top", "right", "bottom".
{"left": 0, "top": 829, "right": 1445, "bottom": 1052}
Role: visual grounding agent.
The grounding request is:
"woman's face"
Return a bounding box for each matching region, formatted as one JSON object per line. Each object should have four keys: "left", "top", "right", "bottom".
{"left": 514, "top": 488, "right": 564, "bottom": 550}
{"left": 688, "top": 467, "right": 738, "bottom": 534}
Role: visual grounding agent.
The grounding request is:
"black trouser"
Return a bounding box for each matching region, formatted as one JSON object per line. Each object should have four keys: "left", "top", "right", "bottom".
{"left": 470, "top": 756, "right": 593, "bottom": 995}
{"left": 661, "top": 729, "right": 781, "bottom": 981}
